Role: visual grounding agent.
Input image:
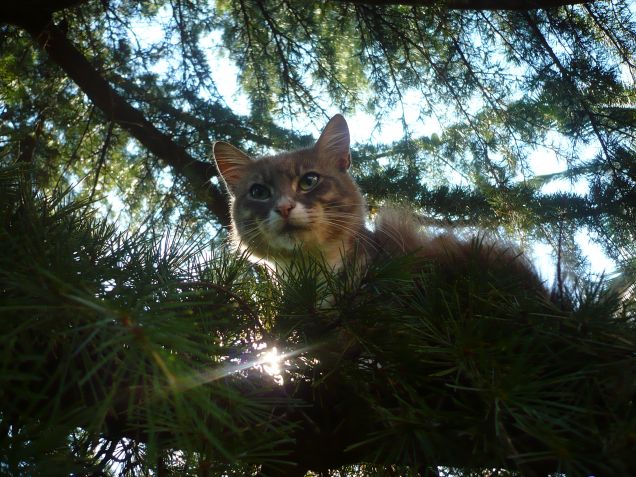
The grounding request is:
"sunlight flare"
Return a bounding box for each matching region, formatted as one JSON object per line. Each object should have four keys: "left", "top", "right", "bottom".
{"left": 259, "top": 346, "right": 283, "bottom": 377}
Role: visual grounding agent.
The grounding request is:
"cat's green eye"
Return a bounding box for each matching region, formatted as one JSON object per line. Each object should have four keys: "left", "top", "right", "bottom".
{"left": 249, "top": 184, "right": 271, "bottom": 200}
{"left": 299, "top": 172, "right": 320, "bottom": 191}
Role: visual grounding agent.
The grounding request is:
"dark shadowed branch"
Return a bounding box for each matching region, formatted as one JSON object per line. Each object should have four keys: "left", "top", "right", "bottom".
{"left": 343, "top": 0, "right": 592, "bottom": 10}
{"left": 6, "top": 12, "right": 231, "bottom": 225}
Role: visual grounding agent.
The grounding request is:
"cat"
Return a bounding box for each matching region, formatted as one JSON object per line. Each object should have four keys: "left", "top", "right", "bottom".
{"left": 212, "top": 114, "right": 547, "bottom": 295}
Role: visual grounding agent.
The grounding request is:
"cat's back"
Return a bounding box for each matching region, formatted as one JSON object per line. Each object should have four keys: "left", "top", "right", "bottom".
{"left": 370, "top": 207, "right": 547, "bottom": 295}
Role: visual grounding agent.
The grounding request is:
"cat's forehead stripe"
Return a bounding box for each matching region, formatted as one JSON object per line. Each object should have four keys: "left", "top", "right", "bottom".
{"left": 250, "top": 152, "right": 314, "bottom": 178}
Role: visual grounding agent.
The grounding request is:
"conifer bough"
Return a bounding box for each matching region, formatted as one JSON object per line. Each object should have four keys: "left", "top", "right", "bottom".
{"left": 1, "top": 167, "right": 635, "bottom": 476}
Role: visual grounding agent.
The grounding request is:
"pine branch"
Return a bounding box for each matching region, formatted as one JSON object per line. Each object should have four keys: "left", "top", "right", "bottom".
{"left": 342, "top": 0, "right": 592, "bottom": 10}
{"left": 11, "top": 15, "right": 231, "bottom": 226}
{"left": 2, "top": 172, "right": 635, "bottom": 475}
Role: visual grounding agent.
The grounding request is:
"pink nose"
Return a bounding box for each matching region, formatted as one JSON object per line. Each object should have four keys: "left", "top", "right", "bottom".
{"left": 276, "top": 201, "right": 295, "bottom": 218}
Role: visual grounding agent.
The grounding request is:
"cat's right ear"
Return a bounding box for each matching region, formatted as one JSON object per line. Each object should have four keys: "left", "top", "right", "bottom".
{"left": 315, "top": 114, "right": 351, "bottom": 171}
{"left": 212, "top": 141, "right": 252, "bottom": 193}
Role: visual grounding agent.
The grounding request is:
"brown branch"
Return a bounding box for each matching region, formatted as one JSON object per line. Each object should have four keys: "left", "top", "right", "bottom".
{"left": 15, "top": 16, "right": 231, "bottom": 226}
{"left": 90, "top": 120, "right": 114, "bottom": 200}
{"left": 16, "top": 116, "right": 44, "bottom": 165}
{"left": 0, "top": 0, "right": 595, "bottom": 23}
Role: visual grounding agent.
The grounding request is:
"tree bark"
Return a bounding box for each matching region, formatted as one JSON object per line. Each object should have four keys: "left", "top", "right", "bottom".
{"left": 0, "top": 0, "right": 86, "bottom": 25}
{"left": 0, "top": 0, "right": 599, "bottom": 26}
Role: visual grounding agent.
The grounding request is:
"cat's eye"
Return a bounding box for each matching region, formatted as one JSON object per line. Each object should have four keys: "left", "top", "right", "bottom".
{"left": 249, "top": 184, "right": 271, "bottom": 200}
{"left": 299, "top": 172, "right": 320, "bottom": 191}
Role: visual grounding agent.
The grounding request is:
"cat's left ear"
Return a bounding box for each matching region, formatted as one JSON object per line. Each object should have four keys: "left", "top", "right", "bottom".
{"left": 212, "top": 141, "right": 252, "bottom": 193}
{"left": 315, "top": 114, "right": 351, "bottom": 171}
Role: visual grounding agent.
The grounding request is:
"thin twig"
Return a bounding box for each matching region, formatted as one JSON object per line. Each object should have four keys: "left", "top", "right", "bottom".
{"left": 90, "top": 120, "right": 114, "bottom": 200}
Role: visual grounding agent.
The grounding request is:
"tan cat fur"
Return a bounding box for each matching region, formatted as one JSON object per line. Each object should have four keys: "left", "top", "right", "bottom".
{"left": 213, "top": 114, "right": 545, "bottom": 293}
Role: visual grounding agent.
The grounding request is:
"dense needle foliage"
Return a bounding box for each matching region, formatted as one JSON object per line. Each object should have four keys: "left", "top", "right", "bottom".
{"left": 2, "top": 0, "right": 636, "bottom": 475}
{"left": 0, "top": 165, "right": 294, "bottom": 475}
{"left": 1, "top": 166, "right": 635, "bottom": 475}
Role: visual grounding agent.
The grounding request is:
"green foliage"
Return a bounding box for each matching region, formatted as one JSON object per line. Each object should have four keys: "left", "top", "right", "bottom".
{"left": 4, "top": 1, "right": 636, "bottom": 474}
{"left": 2, "top": 165, "right": 635, "bottom": 476}
{"left": 0, "top": 166, "right": 292, "bottom": 475}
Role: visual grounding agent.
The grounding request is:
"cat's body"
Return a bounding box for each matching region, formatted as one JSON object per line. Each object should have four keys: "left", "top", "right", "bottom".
{"left": 213, "top": 114, "right": 546, "bottom": 294}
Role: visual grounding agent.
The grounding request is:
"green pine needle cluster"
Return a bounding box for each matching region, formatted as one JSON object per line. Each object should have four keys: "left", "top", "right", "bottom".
{"left": 0, "top": 166, "right": 291, "bottom": 475}
{"left": 1, "top": 164, "right": 635, "bottom": 476}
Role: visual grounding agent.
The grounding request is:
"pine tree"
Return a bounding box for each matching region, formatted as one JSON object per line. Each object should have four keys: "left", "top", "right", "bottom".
{"left": 2, "top": 162, "right": 636, "bottom": 476}
{"left": 2, "top": 1, "right": 636, "bottom": 475}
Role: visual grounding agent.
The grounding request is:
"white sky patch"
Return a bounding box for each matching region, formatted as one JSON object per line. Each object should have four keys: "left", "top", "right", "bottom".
{"left": 94, "top": 190, "right": 129, "bottom": 229}
{"left": 127, "top": 6, "right": 171, "bottom": 48}
{"left": 126, "top": 139, "right": 140, "bottom": 155}
{"left": 575, "top": 229, "right": 617, "bottom": 278}
{"left": 202, "top": 30, "right": 251, "bottom": 116}
{"left": 532, "top": 241, "right": 557, "bottom": 285}
{"left": 354, "top": 89, "right": 443, "bottom": 144}
{"left": 524, "top": 136, "right": 612, "bottom": 277}
{"left": 540, "top": 176, "right": 590, "bottom": 196}
{"left": 532, "top": 228, "right": 617, "bottom": 287}
{"left": 296, "top": 86, "right": 444, "bottom": 146}
{"left": 527, "top": 142, "right": 563, "bottom": 177}
{"left": 156, "top": 166, "right": 174, "bottom": 190}
{"left": 149, "top": 58, "right": 172, "bottom": 76}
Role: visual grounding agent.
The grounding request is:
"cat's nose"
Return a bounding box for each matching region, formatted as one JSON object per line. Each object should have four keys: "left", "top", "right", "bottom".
{"left": 275, "top": 200, "right": 296, "bottom": 219}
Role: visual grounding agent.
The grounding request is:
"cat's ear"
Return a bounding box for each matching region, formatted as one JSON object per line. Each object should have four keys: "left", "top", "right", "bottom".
{"left": 212, "top": 141, "right": 252, "bottom": 193}
{"left": 315, "top": 114, "right": 351, "bottom": 171}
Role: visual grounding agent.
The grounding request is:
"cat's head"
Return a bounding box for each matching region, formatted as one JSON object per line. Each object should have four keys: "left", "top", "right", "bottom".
{"left": 212, "top": 114, "right": 366, "bottom": 267}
